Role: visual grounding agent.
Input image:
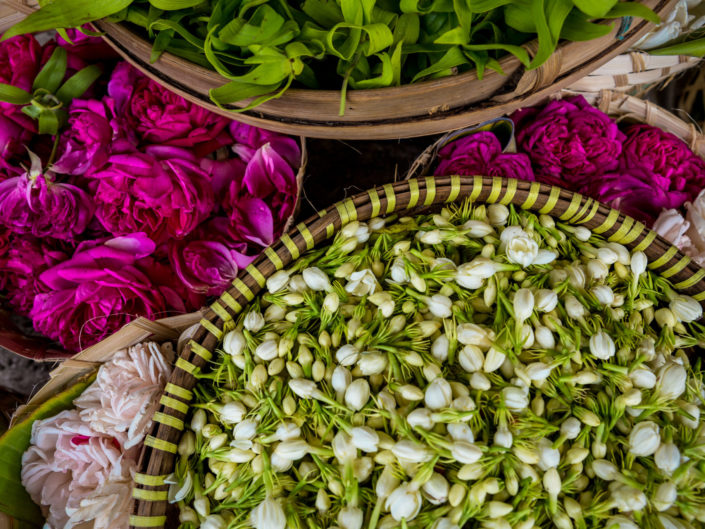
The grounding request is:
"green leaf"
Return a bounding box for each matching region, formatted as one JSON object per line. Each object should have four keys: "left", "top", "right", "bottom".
{"left": 604, "top": 2, "right": 660, "bottom": 24}
{"left": 571, "top": 0, "right": 617, "bottom": 18}
{"left": 2, "top": 0, "right": 133, "bottom": 39}
{"left": 210, "top": 80, "right": 282, "bottom": 104}
{"left": 148, "top": 0, "right": 204, "bottom": 10}
{"left": 411, "top": 46, "right": 466, "bottom": 82}
{"left": 649, "top": 37, "right": 705, "bottom": 57}
{"left": 560, "top": 10, "right": 613, "bottom": 41}
{"left": 393, "top": 13, "right": 420, "bottom": 44}
{"left": 38, "top": 109, "right": 61, "bottom": 135}
{"left": 464, "top": 42, "right": 530, "bottom": 66}
{"left": 504, "top": 0, "right": 535, "bottom": 34}
{"left": 32, "top": 47, "right": 67, "bottom": 94}
{"left": 349, "top": 52, "right": 394, "bottom": 88}
{"left": 55, "top": 65, "right": 103, "bottom": 105}
{"left": 0, "top": 375, "right": 95, "bottom": 525}
{"left": 0, "top": 84, "right": 32, "bottom": 105}
{"left": 302, "top": 0, "right": 344, "bottom": 26}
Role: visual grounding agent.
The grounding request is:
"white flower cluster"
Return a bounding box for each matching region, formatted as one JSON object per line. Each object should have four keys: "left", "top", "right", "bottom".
{"left": 172, "top": 202, "right": 705, "bottom": 529}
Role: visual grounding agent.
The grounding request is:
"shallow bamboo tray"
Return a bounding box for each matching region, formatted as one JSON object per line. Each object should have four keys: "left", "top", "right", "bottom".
{"left": 131, "top": 175, "right": 705, "bottom": 528}
{"left": 79, "top": 0, "right": 677, "bottom": 140}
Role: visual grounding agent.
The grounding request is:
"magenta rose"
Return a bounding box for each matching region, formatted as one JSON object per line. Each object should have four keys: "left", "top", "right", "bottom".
{"left": 512, "top": 96, "right": 625, "bottom": 188}
{"left": 57, "top": 27, "right": 118, "bottom": 63}
{"left": 582, "top": 167, "right": 689, "bottom": 225}
{"left": 224, "top": 142, "right": 298, "bottom": 247}
{"left": 0, "top": 162, "right": 95, "bottom": 241}
{"left": 434, "top": 132, "right": 535, "bottom": 181}
{"left": 169, "top": 218, "right": 256, "bottom": 296}
{"left": 620, "top": 124, "right": 705, "bottom": 205}
{"left": 0, "top": 234, "right": 68, "bottom": 317}
{"left": 53, "top": 100, "right": 114, "bottom": 175}
{"left": 107, "top": 63, "right": 230, "bottom": 156}
{"left": 230, "top": 122, "right": 301, "bottom": 167}
{"left": 30, "top": 233, "right": 176, "bottom": 351}
{"left": 91, "top": 149, "right": 214, "bottom": 242}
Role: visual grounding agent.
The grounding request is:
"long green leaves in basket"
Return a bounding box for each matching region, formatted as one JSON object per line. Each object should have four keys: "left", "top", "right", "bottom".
{"left": 0, "top": 375, "right": 95, "bottom": 528}
{"left": 5, "top": 0, "right": 659, "bottom": 113}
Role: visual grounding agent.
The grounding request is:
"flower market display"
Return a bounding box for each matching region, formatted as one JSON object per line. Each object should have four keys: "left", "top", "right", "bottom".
{"left": 3, "top": 0, "right": 661, "bottom": 110}
{"left": 160, "top": 200, "right": 705, "bottom": 529}
{"left": 0, "top": 31, "right": 301, "bottom": 354}
{"left": 20, "top": 340, "right": 173, "bottom": 529}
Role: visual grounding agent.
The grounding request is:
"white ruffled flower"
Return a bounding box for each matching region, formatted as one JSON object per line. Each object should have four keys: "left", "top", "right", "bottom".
{"left": 345, "top": 269, "right": 378, "bottom": 296}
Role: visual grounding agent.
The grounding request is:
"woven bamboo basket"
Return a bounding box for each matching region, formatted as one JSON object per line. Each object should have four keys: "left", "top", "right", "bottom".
{"left": 566, "top": 51, "right": 700, "bottom": 94}
{"left": 130, "top": 175, "right": 705, "bottom": 528}
{"left": 7, "top": 0, "right": 675, "bottom": 140}
{"left": 0, "top": 311, "right": 202, "bottom": 528}
{"left": 407, "top": 89, "right": 705, "bottom": 181}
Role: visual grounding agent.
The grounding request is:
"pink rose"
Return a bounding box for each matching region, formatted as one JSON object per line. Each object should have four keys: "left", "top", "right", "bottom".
{"left": 0, "top": 162, "right": 95, "bottom": 240}
{"left": 57, "top": 26, "right": 119, "bottom": 63}
{"left": 91, "top": 149, "right": 214, "bottom": 242}
{"left": 434, "top": 132, "right": 534, "bottom": 181}
{"left": 620, "top": 124, "right": 705, "bottom": 205}
{"left": 0, "top": 234, "right": 68, "bottom": 316}
{"left": 229, "top": 122, "right": 301, "bottom": 167}
{"left": 107, "top": 63, "right": 231, "bottom": 156}
{"left": 223, "top": 142, "right": 298, "bottom": 247}
{"left": 513, "top": 96, "right": 625, "bottom": 188}
{"left": 30, "top": 233, "right": 178, "bottom": 351}
{"left": 169, "top": 217, "right": 257, "bottom": 295}
{"left": 53, "top": 100, "right": 114, "bottom": 175}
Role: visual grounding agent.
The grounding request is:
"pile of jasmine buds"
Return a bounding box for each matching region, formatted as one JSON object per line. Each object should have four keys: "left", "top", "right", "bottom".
{"left": 166, "top": 200, "right": 705, "bottom": 529}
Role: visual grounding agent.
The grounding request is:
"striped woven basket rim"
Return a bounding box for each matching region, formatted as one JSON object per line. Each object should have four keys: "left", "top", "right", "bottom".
{"left": 130, "top": 175, "right": 705, "bottom": 527}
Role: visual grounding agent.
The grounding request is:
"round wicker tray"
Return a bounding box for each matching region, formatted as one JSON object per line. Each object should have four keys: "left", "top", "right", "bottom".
{"left": 130, "top": 175, "right": 705, "bottom": 528}
{"left": 89, "top": 0, "right": 676, "bottom": 140}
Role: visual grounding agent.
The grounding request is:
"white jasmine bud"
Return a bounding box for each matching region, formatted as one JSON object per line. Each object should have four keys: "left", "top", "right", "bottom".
{"left": 535, "top": 326, "right": 555, "bottom": 349}
{"left": 179, "top": 507, "right": 198, "bottom": 525}
{"left": 564, "top": 295, "right": 585, "bottom": 319}
{"left": 564, "top": 447, "right": 589, "bottom": 465}
{"left": 178, "top": 431, "right": 196, "bottom": 457}
{"left": 457, "top": 323, "right": 493, "bottom": 348}
{"left": 275, "top": 439, "right": 309, "bottom": 461}
{"left": 526, "top": 362, "right": 553, "bottom": 382}
{"left": 679, "top": 401, "right": 700, "bottom": 429}
{"left": 233, "top": 419, "right": 258, "bottom": 440}
{"left": 288, "top": 378, "right": 321, "bottom": 399}
{"left": 450, "top": 441, "right": 483, "bottom": 464}
{"left": 560, "top": 418, "right": 581, "bottom": 440}
{"left": 653, "top": 482, "right": 677, "bottom": 511}
{"left": 514, "top": 446, "right": 539, "bottom": 465}
{"left": 255, "top": 339, "right": 278, "bottom": 361}
{"left": 611, "top": 484, "right": 647, "bottom": 512}
{"left": 606, "top": 517, "right": 639, "bottom": 529}
{"left": 427, "top": 294, "right": 453, "bottom": 318}
{"left": 398, "top": 384, "right": 425, "bottom": 401}
{"left": 573, "top": 226, "right": 591, "bottom": 241}
{"left": 390, "top": 258, "right": 410, "bottom": 283}
{"left": 345, "top": 379, "right": 370, "bottom": 411}
{"left": 655, "top": 308, "right": 677, "bottom": 328}
{"left": 338, "top": 506, "right": 363, "bottom": 529}
{"left": 486, "top": 501, "right": 513, "bottom": 519}
{"left": 630, "top": 368, "right": 656, "bottom": 389}
{"left": 357, "top": 352, "right": 388, "bottom": 376}
{"left": 484, "top": 347, "right": 506, "bottom": 373}
{"left": 502, "top": 386, "right": 529, "bottom": 412}
{"left": 223, "top": 330, "right": 246, "bottom": 357}
{"left": 629, "top": 421, "right": 660, "bottom": 457}
{"left": 592, "top": 459, "right": 620, "bottom": 481}
{"left": 459, "top": 345, "right": 484, "bottom": 372}
{"left": 418, "top": 320, "right": 441, "bottom": 337}
{"left": 392, "top": 440, "right": 432, "bottom": 463}
{"left": 513, "top": 288, "right": 534, "bottom": 322}
{"left": 535, "top": 289, "right": 558, "bottom": 312}
{"left": 655, "top": 442, "right": 680, "bottom": 474}
{"left": 657, "top": 363, "right": 687, "bottom": 400}
{"left": 332, "top": 366, "right": 352, "bottom": 394}
{"left": 587, "top": 259, "right": 609, "bottom": 280}
{"left": 488, "top": 204, "right": 509, "bottom": 226}
{"left": 458, "top": 463, "right": 483, "bottom": 480}
{"left": 191, "top": 409, "right": 207, "bottom": 434}
{"left": 596, "top": 247, "right": 619, "bottom": 265}
{"left": 425, "top": 378, "right": 453, "bottom": 410}
{"left": 423, "top": 363, "right": 441, "bottom": 382}
{"left": 302, "top": 266, "right": 331, "bottom": 292}
{"left": 244, "top": 312, "right": 265, "bottom": 333}
{"left": 250, "top": 496, "right": 286, "bottom": 529}
{"left": 589, "top": 331, "right": 615, "bottom": 360}
{"left": 670, "top": 295, "right": 702, "bottom": 322}
{"left": 315, "top": 489, "right": 330, "bottom": 512}
{"left": 592, "top": 285, "right": 614, "bottom": 305}
{"left": 447, "top": 423, "right": 474, "bottom": 443}
{"left": 470, "top": 372, "right": 492, "bottom": 391}
{"left": 220, "top": 402, "right": 247, "bottom": 425}
{"left": 376, "top": 466, "right": 400, "bottom": 499}
{"left": 288, "top": 275, "right": 308, "bottom": 292}
{"left": 619, "top": 388, "right": 642, "bottom": 408}
{"left": 538, "top": 439, "right": 560, "bottom": 470}
{"left": 323, "top": 292, "right": 340, "bottom": 313}
{"left": 336, "top": 344, "right": 360, "bottom": 366}
{"left": 567, "top": 265, "right": 586, "bottom": 288}
{"left": 573, "top": 370, "right": 601, "bottom": 385}
{"left": 494, "top": 427, "right": 513, "bottom": 448}
{"left": 564, "top": 498, "right": 582, "bottom": 520}
{"left": 350, "top": 426, "right": 379, "bottom": 453}
{"left": 432, "top": 334, "right": 450, "bottom": 362}
{"left": 266, "top": 270, "right": 290, "bottom": 293}
{"left": 631, "top": 251, "right": 647, "bottom": 278}
{"left": 423, "top": 473, "right": 450, "bottom": 505}
{"left": 201, "top": 515, "right": 225, "bottom": 529}
{"left": 418, "top": 229, "right": 443, "bottom": 245}
{"left": 543, "top": 467, "right": 561, "bottom": 496}
{"left": 386, "top": 483, "right": 422, "bottom": 521}
{"left": 407, "top": 408, "right": 435, "bottom": 430}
